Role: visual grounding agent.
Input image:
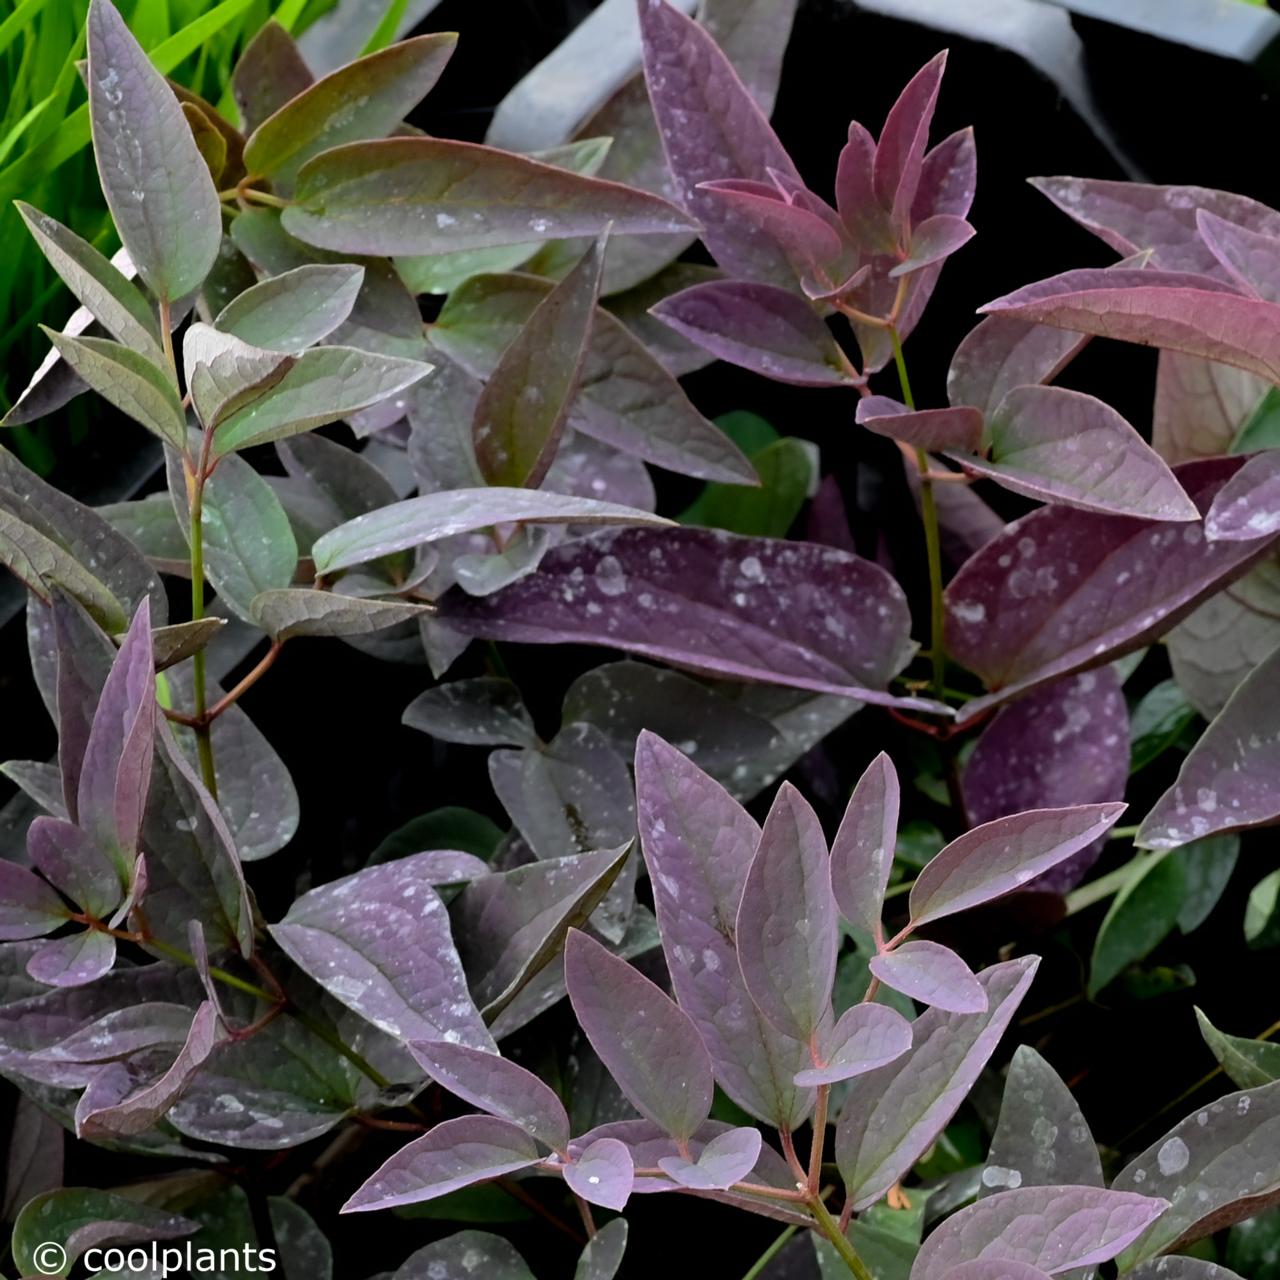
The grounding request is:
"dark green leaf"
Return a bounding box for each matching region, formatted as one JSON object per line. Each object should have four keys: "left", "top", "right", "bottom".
{"left": 1089, "top": 853, "right": 1186, "bottom": 997}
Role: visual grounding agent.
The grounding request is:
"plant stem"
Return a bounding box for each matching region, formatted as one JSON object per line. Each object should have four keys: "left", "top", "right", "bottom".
{"left": 1064, "top": 849, "right": 1165, "bottom": 917}
{"left": 807, "top": 1085, "right": 830, "bottom": 1192}
{"left": 741, "top": 1225, "right": 800, "bottom": 1280}
{"left": 187, "top": 429, "right": 218, "bottom": 798}
{"left": 890, "top": 327, "right": 946, "bottom": 701}
{"left": 808, "top": 1192, "right": 874, "bottom": 1280}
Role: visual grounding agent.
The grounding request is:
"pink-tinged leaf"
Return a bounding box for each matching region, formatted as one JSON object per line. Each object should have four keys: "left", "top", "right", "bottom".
{"left": 1112, "top": 1081, "right": 1280, "bottom": 1268}
{"left": 697, "top": 178, "right": 846, "bottom": 271}
{"left": 951, "top": 385, "right": 1199, "bottom": 521}
{"left": 76, "top": 598, "right": 155, "bottom": 877}
{"left": 1196, "top": 209, "right": 1280, "bottom": 303}
{"left": 437, "top": 527, "right": 935, "bottom": 713}
{"left": 979, "top": 270, "right": 1280, "bottom": 384}
{"left": 830, "top": 752, "right": 899, "bottom": 939}
{"left": 269, "top": 852, "right": 494, "bottom": 1049}
{"left": 875, "top": 51, "right": 947, "bottom": 233}
{"left": 948, "top": 315, "right": 1091, "bottom": 417}
{"left": 1154, "top": 352, "right": 1267, "bottom": 463}
{"left": 916, "top": 125, "right": 977, "bottom": 222}
{"left": 565, "top": 928, "right": 714, "bottom": 1142}
{"left": 564, "top": 1137, "right": 634, "bottom": 1211}
{"left": 408, "top": 1040, "right": 570, "bottom": 1153}
{"left": 637, "top": 0, "right": 798, "bottom": 285}
{"left": 856, "top": 396, "right": 983, "bottom": 453}
{"left": 342, "top": 1114, "right": 541, "bottom": 1213}
{"left": 27, "top": 816, "right": 120, "bottom": 920}
{"left": 870, "top": 940, "right": 987, "bottom": 1013}
{"left": 86, "top": 0, "right": 221, "bottom": 300}
{"left": 284, "top": 137, "right": 698, "bottom": 257}
{"left": 0, "top": 860, "right": 68, "bottom": 940}
{"left": 311, "top": 488, "right": 670, "bottom": 574}
{"left": 633, "top": 732, "right": 813, "bottom": 1130}
{"left": 945, "top": 458, "right": 1280, "bottom": 717}
{"left": 1205, "top": 450, "right": 1280, "bottom": 541}
{"left": 836, "top": 121, "right": 894, "bottom": 253}
{"left": 232, "top": 21, "right": 314, "bottom": 134}
{"left": 1030, "top": 177, "right": 1280, "bottom": 276}
{"left": 736, "top": 783, "right": 838, "bottom": 1043}
{"left": 650, "top": 280, "right": 853, "bottom": 386}
{"left": 657, "top": 1126, "right": 762, "bottom": 1190}
{"left": 909, "top": 805, "right": 1125, "bottom": 926}
{"left": 37, "top": 1002, "right": 193, "bottom": 1063}
{"left": 963, "top": 669, "right": 1129, "bottom": 894}
{"left": 27, "top": 929, "right": 116, "bottom": 987}
{"left": 836, "top": 957, "right": 1039, "bottom": 1209}
{"left": 936, "top": 1264, "right": 1053, "bottom": 1280}
{"left": 77, "top": 1000, "right": 223, "bottom": 1138}
{"left": 1137, "top": 644, "right": 1280, "bottom": 849}
{"left": 794, "top": 1002, "right": 912, "bottom": 1087}
{"left": 474, "top": 238, "right": 605, "bottom": 489}
{"left": 911, "top": 1185, "right": 1170, "bottom": 1280}
{"left": 1126, "top": 1263, "right": 1243, "bottom": 1280}
{"left": 891, "top": 214, "right": 974, "bottom": 278}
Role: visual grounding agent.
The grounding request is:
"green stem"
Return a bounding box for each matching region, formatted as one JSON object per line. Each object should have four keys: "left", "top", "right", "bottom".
{"left": 808, "top": 1194, "right": 873, "bottom": 1280}
{"left": 188, "top": 432, "right": 218, "bottom": 798}
{"left": 1064, "top": 847, "right": 1164, "bottom": 917}
{"left": 741, "top": 1225, "right": 800, "bottom": 1280}
{"left": 890, "top": 327, "right": 946, "bottom": 701}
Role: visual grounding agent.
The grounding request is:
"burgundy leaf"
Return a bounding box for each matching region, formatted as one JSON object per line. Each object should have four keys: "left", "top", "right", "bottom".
{"left": 437, "top": 527, "right": 934, "bottom": 713}
{"left": 870, "top": 940, "right": 987, "bottom": 1013}
{"left": 950, "top": 386, "right": 1198, "bottom": 521}
{"left": 638, "top": 0, "right": 798, "bottom": 286}
{"left": 945, "top": 458, "right": 1280, "bottom": 717}
{"left": 633, "top": 732, "right": 813, "bottom": 1130}
{"left": 962, "top": 668, "right": 1129, "bottom": 893}
{"left": 910, "top": 1185, "right": 1170, "bottom": 1279}
{"left": 794, "top": 1002, "right": 912, "bottom": 1087}
{"left": 564, "top": 1137, "right": 634, "bottom": 1211}
{"left": 697, "top": 177, "right": 847, "bottom": 274}
{"left": 657, "top": 1126, "right": 762, "bottom": 1190}
{"left": 736, "top": 782, "right": 838, "bottom": 1043}
{"left": 1205, "top": 450, "right": 1280, "bottom": 541}
{"left": 856, "top": 396, "right": 984, "bottom": 453}
{"left": 829, "top": 752, "right": 900, "bottom": 940}
{"left": 1196, "top": 209, "right": 1280, "bottom": 303}
{"left": 836, "top": 957, "right": 1039, "bottom": 1209}
{"left": 650, "top": 280, "right": 853, "bottom": 386}
{"left": 27, "top": 930, "right": 116, "bottom": 988}
{"left": 409, "top": 1040, "right": 570, "bottom": 1153}
{"left": 342, "top": 1114, "right": 541, "bottom": 1213}
{"left": 1137, "top": 644, "right": 1280, "bottom": 849}
{"left": 27, "top": 816, "right": 120, "bottom": 920}
{"left": 0, "top": 860, "right": 68, "bottom": 941}
{"left": 891, "top": 213, "right": 974, "bottom": 277}
{"left": 948, "top": 314, "right": 1090, "bottom": 417}
{"left": 909, "top": 805, "right": 1125, "bottom": 927}
{"left": 565, "top": 928, "right": 714, "bottom": 1142}
{"left": 874, "top": 52, "right": 948, "bottom": 234}
{"left": 836, "top": 120, "right": 894, "bottom": 253}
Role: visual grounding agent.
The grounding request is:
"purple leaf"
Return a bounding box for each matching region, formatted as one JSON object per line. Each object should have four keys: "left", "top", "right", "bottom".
{"left": 232, "top": 21, "right": 314, "bottom": 134}
{"left": 910, "top": 1185, "right": 1170, "bottom": 1279}
{"left": 1, "top": 1095, "right": 64, "bottom": 1222}
{"left": 50, "top": 592, "right": 115, "bottom": 821}
{"left": 1137, "top": 644, "right": 1280, "bottom": 849}
{"left": 27, "top": 929, "right": 116, "bottom": 988}
{"left": 269, "top": 853, "right": 494, "bottom": 1049}
{"left": 1113, "top": 1080, "right": 1280, "bottom": 1267}
{"left": 856, "top": 396, "right": 984, "bottom": 453}
{"left": 950, "top": 386, "right": 1198, "bottom": 521}
{"left": 637, "top": 0, "right": 798, "bottom": 286}
{"left": 575, "top": 1217, "right": 629, "bottom": 1280}
{"left": 342, "top": 1114, "right": 541, "bottom": 1213}
{"left": 935, "top": 1265, "right": 1053, "bottom": 1280}
{"left": 948, "top": 315, "right": 1091, "bottom": 418}
{"left": 891, "top": 213, "right": 974, "bottom": 277}
{"left": 736, "top": 782, "right": 838, "bottom": 1043}
{"left": 963, "top": 669, "right": 1129, "bottom": 893}
{"left": 1126, "top": 1262, "right": 1242, "bottom": 1280}
{"left": 404, "top": 677, "right": 537, "bottom": 749}
{"left": 1205, "top": 450, "right": 1280, "bottom": 541}
{"left": 870, "top": 940, "right": 987, "bottom": 1013}
{"left": 0, "top": 859, "right": 69, "bottom": 940}
{"left": 408, "top": 1039, "right": 570, "bottom": 1152}
{"left": 1154, "top": 352, "right": 1266, "bottom": 463}
{"left": 437, "top": 527, "right": 933, "bottom": 713}
{"left": 311, "top": 488, "right": 669, "bottom": 575}
{"left": 76, "top": 598, "right": 155, "bottom": 876}
{"left": 565, "top": 927, "right": 714, "bottom": 1142}
{"left": 794, "top": 1002, "right": 912, "bottom": 1087}
{"left": 27, "top": 816, "right": 120, "bottom": 920}
{"left": 836, "top": 957, "right": 1039, "bottom": 1209}
{"left": 909, "top": 805, "right": 1125, "bottom": 926}
{"left": 697, "top": 177, "right": 848, "bottom": 276}
{"left": 474, "top": 238, "right": 604, "bottom": 489}
{"left": 633, "top": 732, "right": 813, "bottom": 1130}
{"left": 982, "top": 1045, "right": 1102, "bottom": 1198}
{"left": 453, "top": 845, "right": 632, "bottom": 1018}
{"left": 830, "top": 752, "right": 900, "bottom": 940}
{"left": 650, "top": 280, "right": 854, "bottom": 386}
{"left": 282, "top": 137, "right": 698, "bottom": 257}
{"left": 1196, "top": 209, "right": 1280, "bottom": 303}
{"left": 37, "top": 1001, "right": 194, "bottom": 1063}
{"left": 836, "top": 121, "right": 894, "bottom": 253}
{"left": 394, "top": 1231, "right": 534, "bottom": 1280}
{"left": 945, "top": 458, "right": 1280, "bottom": 717}
{"left": 564, "top": 1137, "right": 634, "bottom": 1210}
{"left": 874, "top": 52, "right": 947, "bottom": 234}
{"left": 657, "top": 1125, "right": 762, "bottom": 1190}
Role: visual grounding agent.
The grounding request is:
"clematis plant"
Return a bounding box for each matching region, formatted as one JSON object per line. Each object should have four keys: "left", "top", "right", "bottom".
{"left": 0, "top": 0, "right": 1277, "bottom": 1277}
